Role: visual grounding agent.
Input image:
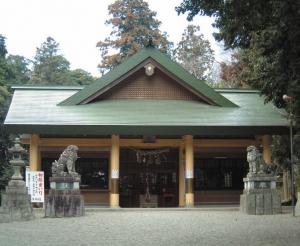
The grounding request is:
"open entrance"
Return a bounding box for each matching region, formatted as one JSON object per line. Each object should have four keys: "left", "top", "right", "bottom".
{"left": 194, "top": 147, "right": 248, "bottom": 204}
{"left": 119, "top": 148, "right": 179, "bottom": 207}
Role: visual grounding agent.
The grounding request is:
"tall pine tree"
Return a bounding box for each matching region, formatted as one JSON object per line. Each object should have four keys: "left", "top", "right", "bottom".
{"left": 30, "top": 37, "right": 70, "bottom": 85}
{"left": 97, "top": 0, "right": 173, "bottom": 73}
{"left": 174, "top": 25, "right": 214, "bottom": 81}
{"left": 30, "top": 37, "right": 95, "bottom": 85}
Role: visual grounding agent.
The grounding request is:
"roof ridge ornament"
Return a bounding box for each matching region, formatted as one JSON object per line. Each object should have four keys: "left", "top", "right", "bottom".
{"left": 146, "top": 37, "right": 154, "bottom": 48}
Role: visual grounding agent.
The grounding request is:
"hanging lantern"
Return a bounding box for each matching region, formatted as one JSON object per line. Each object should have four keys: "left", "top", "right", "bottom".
{"left": 144, "top": 63, "right": 155, "bottom": 76}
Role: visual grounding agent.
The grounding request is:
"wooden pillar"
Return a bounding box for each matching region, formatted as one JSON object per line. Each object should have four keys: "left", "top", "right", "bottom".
{"left": 109, "top": 134, "right": 120, "bottom": 208}
{"left": 262, "top": 135, "right": 272, "bottom": 164}
{"left": 178, "top": 145, "right": 185, "bottom": 207}
{"left": 29, "top": 134, "right": 40, "bottom": 171}
{"left": 184, "top": 135, "right": 194, "bottom": 207}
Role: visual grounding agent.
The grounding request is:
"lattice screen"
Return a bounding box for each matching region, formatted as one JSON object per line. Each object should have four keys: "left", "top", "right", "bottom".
{"left": 100, "top": 69, "right": 200, "bottom": 101}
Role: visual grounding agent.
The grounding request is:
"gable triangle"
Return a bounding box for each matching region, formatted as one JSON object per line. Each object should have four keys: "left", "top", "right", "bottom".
{"left": 59, "top": 48, "right": 237, "bottom": 107}
{"left": 92, "top": 62, "right": 203, "bottom": 102}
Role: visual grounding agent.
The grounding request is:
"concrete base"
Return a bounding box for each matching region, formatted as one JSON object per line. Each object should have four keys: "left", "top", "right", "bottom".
{"left": 295, "top": 192, "right": 300, "bottom": 216}
{"left": 45, "top": 189, "right": 84, "bottom": 217}
{"left": 240, "top": 175, "right": 281, "bottom": 215}
{"left": 240, "top": 191, "right": 281, "bottom": 215}
{"left": 45, "top": 176, "right": 84, "bottom": 217}
{"left": 0, "top": 180, "right": 34, "bottom": 223}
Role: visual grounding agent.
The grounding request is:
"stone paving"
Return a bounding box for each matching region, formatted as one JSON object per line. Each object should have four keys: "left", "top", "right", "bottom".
{"left": 0, "top": 208, "right": 299, "bottom": 246}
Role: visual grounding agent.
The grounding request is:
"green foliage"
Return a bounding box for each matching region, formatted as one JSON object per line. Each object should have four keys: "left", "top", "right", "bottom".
{"left": 176, "top": 0, "right": 300, "bottom": 183}
{"left": 176, "top": 0, "right": 300, "bottom": 120}
{"left": 0, "top": 34, "right": 12, "bottom": 122}
{"left": 6, "top": 55, "right": 31, "bottom": 86}
{"left": 30, "top": 37, "right": 70, "bottom": 85}
{"left": 65, "top": 69, "right": 96, "bottom": 86}
{"left": 0, "top": 35, "right": 14, "bottom": 86}
{"left": 97, "top": 0, "right": 173, "bottom": 72}
{"left": 176, "top": 0, "right": 274, "bottom": 48}
{"left": 0, "top": 58, "right": 13, "bottom": 86}
{"left": 35, "top": 37, "right": 61, "bottom": 63}
{"left": 0, "top": 35, "right": 7, "bottom": 58}
{"left": 30, "top": 37, "right": 95, "bottom": 86}
{"left": 0, "top": 34, "right": 13, "bottom": 194}
{"left": 174, "top": 25, "right": 214, "bottom": 81}
{"left": 0, "top": 34, "right": 96, "bottom": 195}
{"left": 271, "top": 135, "right": 290, "bottom": 171}
{"left": 0, "top": 127, "right": 13, "bottom": 194}
{"left": 0, "top": 90, "right": 12, "bottom": 195}
{"left": 0, "top": 85, "right": 10, "bottom": 122}
{"left": 272, "top": 134, "right": 300, "bottom": 189}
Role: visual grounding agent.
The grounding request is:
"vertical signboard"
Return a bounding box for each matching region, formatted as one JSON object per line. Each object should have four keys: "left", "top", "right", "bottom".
{"left": 26, "top": 170, "right": 44, "bottom": 203}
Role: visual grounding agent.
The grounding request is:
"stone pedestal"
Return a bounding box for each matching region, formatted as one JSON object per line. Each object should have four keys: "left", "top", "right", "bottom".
{"left": 0, "top": 180, "right": 34, "bottom": 223}
{"left": 45, "top": 176, "right": 84, "bottom": 217}
{"left": 240, "top": 175, "right": 282, "bottom": 215}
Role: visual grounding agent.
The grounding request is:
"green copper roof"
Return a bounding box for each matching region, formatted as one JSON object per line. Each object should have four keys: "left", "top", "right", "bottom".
{"left": 59, "top": 47, "right": 237, "bottom": 107}
{"left": 4, "top": 87, "right": 288, "bottom": 136}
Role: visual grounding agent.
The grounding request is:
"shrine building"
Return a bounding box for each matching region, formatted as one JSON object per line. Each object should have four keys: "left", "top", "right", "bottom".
{"left": 4, "top": 47, "right": 288, "bottom": 207}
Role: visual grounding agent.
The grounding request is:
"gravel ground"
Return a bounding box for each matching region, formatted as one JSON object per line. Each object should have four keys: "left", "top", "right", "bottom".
{"left": 0, "top": 209, "right": 299, "bottom": 246}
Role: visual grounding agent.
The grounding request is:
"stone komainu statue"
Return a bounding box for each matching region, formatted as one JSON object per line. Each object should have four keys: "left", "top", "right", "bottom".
{"left": 246, "top": 145, "right": 268, "bottom": 176}
{"left": 51, "top": 145, "right": 79, "bottom": 177}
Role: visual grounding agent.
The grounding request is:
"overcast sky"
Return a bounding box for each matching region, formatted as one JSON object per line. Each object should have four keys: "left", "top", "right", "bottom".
{"left": 0, "top": 0, "right": 229, "bottom": 77}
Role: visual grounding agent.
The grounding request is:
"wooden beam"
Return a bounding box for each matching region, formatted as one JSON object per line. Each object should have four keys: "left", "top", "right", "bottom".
{"left": 194, "top": 139, "right": 259, "bottom": 148}
{"left": 119, "top": 139, "right": 182, "bottom": 148}
{"left": 24, "top": 137, "right": 257, "bottom": 149}
{"left": 38, "top": 138, "right": 111, "bottom": 147}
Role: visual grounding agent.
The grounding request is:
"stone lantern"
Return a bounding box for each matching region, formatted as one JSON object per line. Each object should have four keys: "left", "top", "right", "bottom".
{"left": 8, "top": 138, "right": 27, "bottom": 183}
{"left": 0, "top": 138, "right": 34, "bottom": 223}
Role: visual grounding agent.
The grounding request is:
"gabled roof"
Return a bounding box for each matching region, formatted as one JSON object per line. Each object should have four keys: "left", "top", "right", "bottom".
{"left": 59, "top": 47, "right": 237, "bottom": 107}
{"left": 4, "top": 87, "right": 288, "bottom": 136}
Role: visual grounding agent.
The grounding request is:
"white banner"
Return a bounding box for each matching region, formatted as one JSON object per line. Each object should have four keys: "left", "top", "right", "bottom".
{"left": 111, "top": 169, "right": 119, "bottom": 179}
{"left": 26, "top": 170, "right": 44, "bottom": 203}
{"left": 186, "top": 169, "right": 194, "bottom": 179}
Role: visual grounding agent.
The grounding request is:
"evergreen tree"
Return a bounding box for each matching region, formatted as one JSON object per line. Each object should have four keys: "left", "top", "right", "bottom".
{"left": 30, "top": 37, "right": 95, "bottom": 85}
{"left": 97, "top": 0, "right": 173, "bottom": 73}
{"left": 176, "top": 0, "right": 300, "bottom": 189}
{"left": 6, "top": 55, "right": 31, "bottom": 85}
{"left": 0, "top": 35, "right": 7, "bottom": 58}
{"left": 174, "top": 25, "right": 214, "bottom": 81}
{"left": 0, "top": 34, "right": 11, "bottom": 122}
{"left": 66, "top": 69, "right": 96, "bottom": 86}
{"left": 0, "top": 35, "right": 12, "bottom": 195}
{"left": 30, "top": 37, "right": 70, "bottom": 85}
{"left": 0, "top": 35, "right": 14, "bottom": 85}
{"left": 176, "top": 0, "right": 300, "bottom": 122}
